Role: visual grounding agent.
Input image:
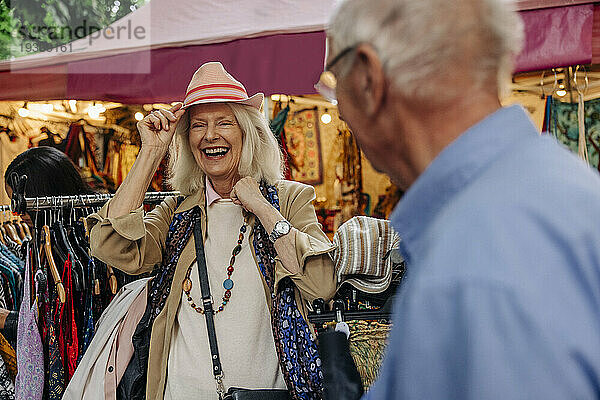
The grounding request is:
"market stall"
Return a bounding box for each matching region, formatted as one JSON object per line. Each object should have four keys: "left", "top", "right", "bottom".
{"left": 0, "top": 1, "right": 599, "bottom": 395}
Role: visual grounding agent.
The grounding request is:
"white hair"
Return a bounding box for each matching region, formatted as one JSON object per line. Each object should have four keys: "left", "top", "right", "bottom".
{"left": 328, "top": 0, "right": 524, "bottom": 101}
{"left": 168, "top": 103, "right": 284, "bottom": 195}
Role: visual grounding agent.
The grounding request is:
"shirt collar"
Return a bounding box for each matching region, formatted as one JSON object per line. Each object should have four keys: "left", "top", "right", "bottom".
{"left": 390, "top": 105, "right": 538, "bottom": 263}
{"left": 205, "top": 178, "right": 222, "bottom": 206}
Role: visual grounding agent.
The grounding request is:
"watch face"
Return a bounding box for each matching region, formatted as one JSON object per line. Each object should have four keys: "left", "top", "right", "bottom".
{"left": 276, "top": 220, "right": 291, "bottom": 235}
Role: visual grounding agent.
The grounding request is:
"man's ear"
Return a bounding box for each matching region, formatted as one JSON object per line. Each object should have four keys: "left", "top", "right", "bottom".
{"left": 352, "top": 44, "right": 386, "bottom": 118}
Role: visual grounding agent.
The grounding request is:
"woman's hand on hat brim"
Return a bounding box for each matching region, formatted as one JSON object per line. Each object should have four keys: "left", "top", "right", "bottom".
{"left": 138, "top": 103, "right": 185, "bottom": 154}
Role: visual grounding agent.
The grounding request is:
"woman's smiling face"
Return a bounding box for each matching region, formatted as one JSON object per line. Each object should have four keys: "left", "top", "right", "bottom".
{"left": 188, "top": 103, "right": 243, "bottom": 184}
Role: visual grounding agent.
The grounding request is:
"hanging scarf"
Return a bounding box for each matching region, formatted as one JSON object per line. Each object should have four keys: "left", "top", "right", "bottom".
{"left": 577, "top": 92, "right": 590, "bottom": 163}
{"left": 147, "top": 183, "right": 323, "bottom": 399}
{"left": 253, "top": 183, "right": 323, "bottom": 400}
{"left": 147, "top": 206, "right": 196, "bottom": 320}
{"left": 15, "top": 244, "right": 44, "bottom": 399}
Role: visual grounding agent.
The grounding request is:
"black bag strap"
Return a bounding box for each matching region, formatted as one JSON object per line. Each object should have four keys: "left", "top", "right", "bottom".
{"left": 192, "top": 209, "right": 226, "bottom": 399}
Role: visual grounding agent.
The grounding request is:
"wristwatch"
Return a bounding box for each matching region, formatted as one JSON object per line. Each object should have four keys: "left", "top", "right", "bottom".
{"left": 269, "top": 220, "right": 292, "bottom": 243}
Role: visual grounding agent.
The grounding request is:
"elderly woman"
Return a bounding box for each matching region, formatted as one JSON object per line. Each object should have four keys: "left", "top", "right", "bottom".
{"left": 87, "top": 62, "right": 336, "bottom": 400}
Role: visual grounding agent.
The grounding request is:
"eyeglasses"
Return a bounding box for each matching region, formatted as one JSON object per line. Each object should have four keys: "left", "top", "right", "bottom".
{"left": 314, "top": 45, "right": 358, "bottom": 103}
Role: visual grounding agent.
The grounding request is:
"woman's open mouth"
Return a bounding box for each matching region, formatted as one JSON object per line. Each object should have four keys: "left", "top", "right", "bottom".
{"left": 202, "top": 146, "right": 230, "bottom": 159}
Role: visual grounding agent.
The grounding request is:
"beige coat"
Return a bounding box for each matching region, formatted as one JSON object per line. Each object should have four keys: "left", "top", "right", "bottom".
{"left": 86, "top": 180, "right": 336, "bottom": 400}
{"left": 62, "top": 278, "right": 150, "bottom": 400}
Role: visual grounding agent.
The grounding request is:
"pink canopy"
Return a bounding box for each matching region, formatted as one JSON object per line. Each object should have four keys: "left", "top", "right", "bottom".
{"left": 0, "top": 0, "right": 332, "bottom": 102}
{"left": 516, "top": 4, "right": 594, "bottom": 72}
{"left": 0, "top": 0, "right": 596, "bottom": 103}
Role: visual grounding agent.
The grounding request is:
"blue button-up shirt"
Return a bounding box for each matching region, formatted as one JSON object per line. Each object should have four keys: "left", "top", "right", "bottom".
{"left": 364, "top": 105, "right": 600, "bottom": 399}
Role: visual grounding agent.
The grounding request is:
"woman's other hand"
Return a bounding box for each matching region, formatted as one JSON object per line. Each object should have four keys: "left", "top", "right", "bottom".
{"left": 138, "top": 103, "right": 186, "bottom": 153}
{"left": 107, "top": 103, "right": 185, "bottom": 219}
{"left": 230, "top": 177, "right": 270, "bottom": 215}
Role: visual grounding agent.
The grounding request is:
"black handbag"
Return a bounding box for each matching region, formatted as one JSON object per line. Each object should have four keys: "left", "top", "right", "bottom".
{"left": 224, "top": 387, "right": 291, "bottom": 400}
{"left": 191, "top": 211, "right": 292, "bottom": 400}
{"left": 318, "top": 330, "right": 364, "bottom": 400}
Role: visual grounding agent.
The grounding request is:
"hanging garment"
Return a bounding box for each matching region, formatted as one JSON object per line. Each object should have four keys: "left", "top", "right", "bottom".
{"left": 58, "top": 256, "right": 78, "bottom": 382}
{"left": 62, "top": 278, "right": 150, "bottom": 400}
{"left": 14, "top": 248, "right": 44, "bottom": 400}
{"left": 77, "top": 260, "right": 95, "bottom": 364}
{"left": 0, "top": 332, "right": 17, "bottom": 381}
{"left": 46, "top": 271, "right": 65, "bottom": 400}
{"left": 0, "top": 353, "right": 15, "bottom": 400}
{"left": 91, "top": 260, "right": 108, "bottom": 326}
{"left": 118, "top": 144, "right": 139, "bottom": 186}
{"left": 577, "top": 92, "right": 590, "bottom": 163}
{"left": 0, "top": 133, "right": 28, "bottom": 205}
{"left": 547, "top": 97, "right": 600, "bottom": 169}
{"left": 38, "top": 127, "right": 66, "bottom": 153}
{"left": 270, "top": 105, "right": 292, "bottom": 179}
{"left": 48, "top": 318, "right": 65, "bottom": 400}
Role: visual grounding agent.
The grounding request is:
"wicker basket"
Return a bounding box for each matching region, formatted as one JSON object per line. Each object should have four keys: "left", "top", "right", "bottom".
{"left": 347, "top": 320, "right": 392, "bottom": 390}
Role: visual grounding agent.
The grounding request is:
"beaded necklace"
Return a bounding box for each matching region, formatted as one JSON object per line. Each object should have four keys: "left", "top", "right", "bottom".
{"left": 181, "top": 218, "right": 248, "bottom": 314}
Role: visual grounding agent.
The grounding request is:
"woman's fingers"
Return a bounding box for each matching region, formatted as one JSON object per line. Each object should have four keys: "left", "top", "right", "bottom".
{"left": 160, "top": 109, "right": 178, "bottom": 123}
{"left": 153, "top": 111, "right": 170, "bottom": 131}
{"left": 169, "top": 103, "right": 183, "bottom": 113}
{"left": 161, "top": 105, "right": 186, "bottom": 133}
{"left": 147, "top": 114, "right": 161, "bottom": 130}
{"left": 174, "top": 108, "right": 186, "bottom": 119}
{"left": 230, "top": 188, "right": 243, "bottom": 206}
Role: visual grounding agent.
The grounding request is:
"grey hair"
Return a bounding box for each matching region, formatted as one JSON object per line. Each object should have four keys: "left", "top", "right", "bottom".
{"left": 328, "top": 0, "right": 524, "bottom": 101}
{"left": 168, "top": 103, "right": 284, "bottom": 195}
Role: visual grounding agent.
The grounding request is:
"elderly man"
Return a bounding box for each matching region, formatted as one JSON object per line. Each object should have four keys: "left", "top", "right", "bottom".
{"left": 321, "top": 0, "right": 600, "bottom": 398}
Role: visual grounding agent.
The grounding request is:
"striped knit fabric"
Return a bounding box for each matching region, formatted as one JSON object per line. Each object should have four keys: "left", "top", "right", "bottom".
{"left": 332, "top": 216, "right": 401, "bottom": 293}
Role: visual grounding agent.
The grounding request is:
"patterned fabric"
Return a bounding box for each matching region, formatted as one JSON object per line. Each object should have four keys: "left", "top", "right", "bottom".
{"left": 37, "top": 262, "right": 65, "bottom": 400}
{"left": 15, "top": 247, "right": 44, "bottom": 400}
{"left": 0, "top": 332, "right": 17, "bottom": 381}
{"left": 63, "top": 257, "right": 79, "bottom": 381}
{"left": 37, "top": 263, "right": 52, "bottom": 399}
{"left": 78, "top": 259, "right": 95, "bottom": 364}
{"left": 547, "top": 97, "right": 600, "bottom": 170}
{"left": 47, "top": 321, "right": 64, "bottom": 400}
{"left": 252, "top": 183, "right": 323, "bottom": 400}
{"left": 0, "top": 354, "right": 15, "bottom": 399}
{"left": 284, "top": 109, "right": 323, "bottom": 184}
{"left": 53, "top": 261, "right": 68, "bottom": 400}
{"left": 147, "top": 206, "right": 196, "bottom": 322}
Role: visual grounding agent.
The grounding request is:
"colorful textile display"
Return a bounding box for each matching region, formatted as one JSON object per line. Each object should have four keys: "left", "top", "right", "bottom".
{"left": 547, "top": 97, "right": 600, "bottom": 171}
{"left": 284, "top": 108, "right": 323, "bottom": 184}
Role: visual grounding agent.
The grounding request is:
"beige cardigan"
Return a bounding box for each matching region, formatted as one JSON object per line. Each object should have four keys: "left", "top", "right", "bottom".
{"left": 86, "top": 180, "right": 336, "bottom": 400}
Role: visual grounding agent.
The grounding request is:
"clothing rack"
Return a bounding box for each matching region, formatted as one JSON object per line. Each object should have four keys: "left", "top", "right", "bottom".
{"left": 308, "top": 292, "right": 396, "bottom": 326}
{"left": 11, "top": 191, "right": 180, "bottom": 213}
{"left": 308, "top": 309, "right": 393, "bottom": 325}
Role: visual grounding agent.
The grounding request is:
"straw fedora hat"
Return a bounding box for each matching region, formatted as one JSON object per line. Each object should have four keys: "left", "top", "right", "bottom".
{"left": 182, "top": 62, "right": 264, "bottom": 110}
